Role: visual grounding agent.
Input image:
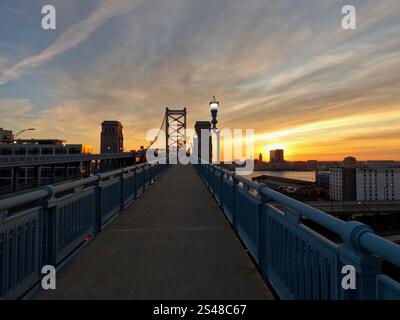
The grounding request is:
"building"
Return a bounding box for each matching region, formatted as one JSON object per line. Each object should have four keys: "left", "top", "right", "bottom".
{"left": 258, "top": 153, "right": 263, "bottom": 162}
{"left": 194, "top": 121, "right": 212, "bottom": 163}
{"left": 67, "top": 144, "right": 93, "bottom": 155}
{"left": 356, "top": 161, "right": 400, "bottom": 201}
{"left": 316, "top": 170, "right": 330, "bottom": 187}
{"left": 329, "top": 167, "right": 357, "bottom": 201}
{"left": 343, "top": 156, "right": 357, "bottom": 166}
{"left": 270, "top": 149, "right": 284, "bottom": 163}
{"left": 0, "top": 138, "right": 91, "bottom": 155}
{"left": 101, "top": 121, "right": 124, "bottom": 154}
{"left": 0, "top": 128, "right": 13, "bottom": 143}
{"left": 329, "top": 161, "right": 400, "bottom": 201}
{"left": 0, "top": 139, "right": 92, "bottom": 195}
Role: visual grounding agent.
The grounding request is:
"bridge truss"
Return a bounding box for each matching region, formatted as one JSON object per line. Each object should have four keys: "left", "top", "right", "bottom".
{"left": 165, "top": 108, "right": 187, "bottom": 163}
{"left": 144, "top": 107, "right": 187, "bottom": 163}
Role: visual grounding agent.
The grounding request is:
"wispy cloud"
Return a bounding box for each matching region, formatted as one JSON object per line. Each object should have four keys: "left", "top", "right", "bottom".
{"left": 0, "top": 0, "right": 142, "bottom": 86}
{"left": 1, "top": 0, "right": 399, "bottom": 159}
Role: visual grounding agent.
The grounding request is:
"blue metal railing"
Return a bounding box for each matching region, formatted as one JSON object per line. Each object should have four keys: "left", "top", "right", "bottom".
{"left": 0, "top": 153, "right": 136, "bottom": 168}
{"left": 0, "top": 161, "right": 168, "bottom": 299}
{"left": 195, "top": 164, "right": 400, "bottom": 300}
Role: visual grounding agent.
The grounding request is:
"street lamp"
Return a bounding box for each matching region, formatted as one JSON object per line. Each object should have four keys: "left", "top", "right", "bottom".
{"left": 209, "top": 96, "right": 219, "bottom": 130}
{"left": 13, "top": 128, "right": 36, "bottom": 140}
{"left": 209, "top": 96, "right": 220, "bottom": 164}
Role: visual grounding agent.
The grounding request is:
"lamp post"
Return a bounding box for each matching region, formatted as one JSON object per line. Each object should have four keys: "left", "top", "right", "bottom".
{"left": 209, "top": 96, "right": 220, "bottom": 164}
{"left": 13, "top": 128, "right": 35, "bottom": 140}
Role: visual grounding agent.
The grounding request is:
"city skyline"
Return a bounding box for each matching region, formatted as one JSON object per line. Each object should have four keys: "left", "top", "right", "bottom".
{"left": 1, "top": 0, "right": 400, "bottom": 160}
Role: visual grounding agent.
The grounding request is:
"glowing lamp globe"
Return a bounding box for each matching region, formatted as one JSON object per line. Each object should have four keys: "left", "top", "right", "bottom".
{"left": 209, "top": 96, "right": 219, "bottom": 111}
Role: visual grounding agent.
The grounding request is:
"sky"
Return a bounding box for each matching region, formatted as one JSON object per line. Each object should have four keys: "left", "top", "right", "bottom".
{"left": 0, "top": 0, "right": 399, "bottom": 160}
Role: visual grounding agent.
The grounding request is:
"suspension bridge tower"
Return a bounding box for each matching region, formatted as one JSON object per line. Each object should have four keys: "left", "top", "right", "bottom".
{"left": 165, "top": 108, "right": 187, "bottom": 164}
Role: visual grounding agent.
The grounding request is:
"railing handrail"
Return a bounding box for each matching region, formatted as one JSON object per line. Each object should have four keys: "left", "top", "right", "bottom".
{"left": 0, "top": 189, "right": 50, "bottom": 212}
{"left": 0, "top": 152, "right": 135, "bottom": 160}
{"left": 211, "top": 164, "right": 400, "bottom": 268}
{"left": 360, "top": 232, "right": 400, "bottom": 266}
{"left": 0, "top": 160, "right": 166, "bottom": 213}
{"left": 0, "top": 152, "right": 137, "bottom": 168}
{"left": 50, "top": 176, "right": 99, "bottom": 194}
{"left": 214, "top": 165, "right": 346, "bottom": 231}
{"left": 258, "top": 185, "right": 347, "bottom": 233}
{"left": 0, "top": 161, "right": 169, "bottom": 299}
{"left": 96, "top": 169, "right": 123, "bottom": 180}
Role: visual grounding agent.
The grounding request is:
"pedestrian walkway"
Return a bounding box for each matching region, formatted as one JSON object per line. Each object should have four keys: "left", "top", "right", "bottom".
{"left": 35, "top": 165, "right": 274, "bottom": 299}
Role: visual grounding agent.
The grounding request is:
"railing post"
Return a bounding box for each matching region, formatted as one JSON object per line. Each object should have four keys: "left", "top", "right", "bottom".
{"left": 211, "top": 166, "right": 215, "bottom": 194}
{"left": 143, "top": 165, "right": 146, "bottom": 190}
{"left": 338, "top": 221, "right": 382, "bottom": 300}
{"left": 205, "top": 165, "right": 209, "bottom": 187}
{"left": 41, "top": 185, "right": 57, "bottom": 266}
{"left": 133, "top": 165, "right": 137, "bottom": 199}
{"left": 257, "top": 184, "right": 269, "bottom": 281}
{"left": 94, "top": 174, "right": 102, "bottom": 233}
{"left": 219, "top": 170, "right": 223, "bottom": 206}
{"left": 232, "top": 173, "right": 239, "bottom": 233}
{"left": 120, "top": 170, "right": 124, "bottom": 211}
{"left": 148, "top": 164, "right": 152, "bottom": 184}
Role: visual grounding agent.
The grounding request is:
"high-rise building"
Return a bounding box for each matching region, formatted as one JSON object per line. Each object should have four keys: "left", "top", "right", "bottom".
{"left": 269, "top": 149, "right": 284, "bottom": 163}
{"left": 330, "top": 161, "right": 400, "bottom": 201}
{"left": 258, "top": 153, "right": 263, "bottom": 162}
{"left": 194, "top": 121, "right": 212, "bottom": 163}
{"left": 329, "top": 167, "right": 357, "bottom": 201}
{"left": 356, "top": 161, "right": 400, "bottom": 201}
{"left": 101, "top": 121, "right": 124, "bottom": 154}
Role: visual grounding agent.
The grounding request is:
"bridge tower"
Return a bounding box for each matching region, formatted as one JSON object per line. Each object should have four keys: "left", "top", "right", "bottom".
{"left": 165, "top": 108, "right": 187, "bottom": 163}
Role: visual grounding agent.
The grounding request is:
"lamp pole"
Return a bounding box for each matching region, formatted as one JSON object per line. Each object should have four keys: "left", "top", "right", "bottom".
{"left": 209, "top": 96, "right": 220, "bottom": 164}
{"left": 13, "top": 128, "right": 35, "bottom": 140}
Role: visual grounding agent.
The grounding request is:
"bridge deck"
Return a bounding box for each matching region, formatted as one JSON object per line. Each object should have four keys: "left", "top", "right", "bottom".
{"left": 35, "top": 165, "right": 273, "bottom": 300}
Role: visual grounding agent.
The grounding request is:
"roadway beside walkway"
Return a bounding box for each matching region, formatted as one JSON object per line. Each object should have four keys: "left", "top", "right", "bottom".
{"left": 35, "top": 165, "right": 273, "bottom": 300}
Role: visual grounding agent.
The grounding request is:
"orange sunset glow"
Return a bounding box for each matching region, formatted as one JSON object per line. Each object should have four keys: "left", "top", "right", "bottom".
{"left": 1, "top": 1, "right": 399, "bottom": 161}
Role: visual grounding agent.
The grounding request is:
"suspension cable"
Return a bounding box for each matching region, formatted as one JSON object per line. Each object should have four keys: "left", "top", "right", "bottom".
{"left": 145, "top": 112, "right": 167, "bottom": 150}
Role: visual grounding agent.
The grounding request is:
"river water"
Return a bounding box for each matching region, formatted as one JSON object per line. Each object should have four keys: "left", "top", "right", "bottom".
{"left": 238, "top": 171, "right": 316, "bottom": 183}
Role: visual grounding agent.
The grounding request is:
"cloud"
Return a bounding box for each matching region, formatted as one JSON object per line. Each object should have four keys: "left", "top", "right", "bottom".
{"left": 1, "top": 0, "right": 400, "bottom": 158}
{"left": 0, "top": 99, "right": 36, "bottom": 132}
{"left": 0, "top": 0, "right": 142, "bottom": 86}
{"left": 0, "top": 56, "right": 8, "bottom": 71}
{"left": 0, "top": 98, "right": 33, "bottom": 117}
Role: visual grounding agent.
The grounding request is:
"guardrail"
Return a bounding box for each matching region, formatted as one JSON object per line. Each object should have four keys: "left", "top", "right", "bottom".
{"left": 0, "top": 161, "right": 168, "bottom": 299}
{"left": 0, "top": 153, "right": 136, "bottom": 168}
{"left": 195, "top": 164, "right": 400, "bottom": 300}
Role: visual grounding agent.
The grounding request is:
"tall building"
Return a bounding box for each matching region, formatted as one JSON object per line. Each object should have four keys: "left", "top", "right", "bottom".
{"left": 258, "top": 153, "right": 263, "bottom": 162}
{"left": 330, "top": 161, "right": 400, "bottom": 201}
{"left": 356, "top": 161, "right": 400, "bottom": 201}
{"left": 194, "top": 121, "right": 212, "bottom": 163}
{"left": 329, "top": 167, "right": 357, "bottom": 201}
{"left": 101, "top": 121, "right": 124, "bottom": 154}
{"left": 270, "top": 149, "right": 284, "bottom": 163}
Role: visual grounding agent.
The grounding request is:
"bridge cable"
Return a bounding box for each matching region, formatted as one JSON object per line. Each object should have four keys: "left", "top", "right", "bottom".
{"left": 144, "top": 112, "right": 167, "bottom": 150}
